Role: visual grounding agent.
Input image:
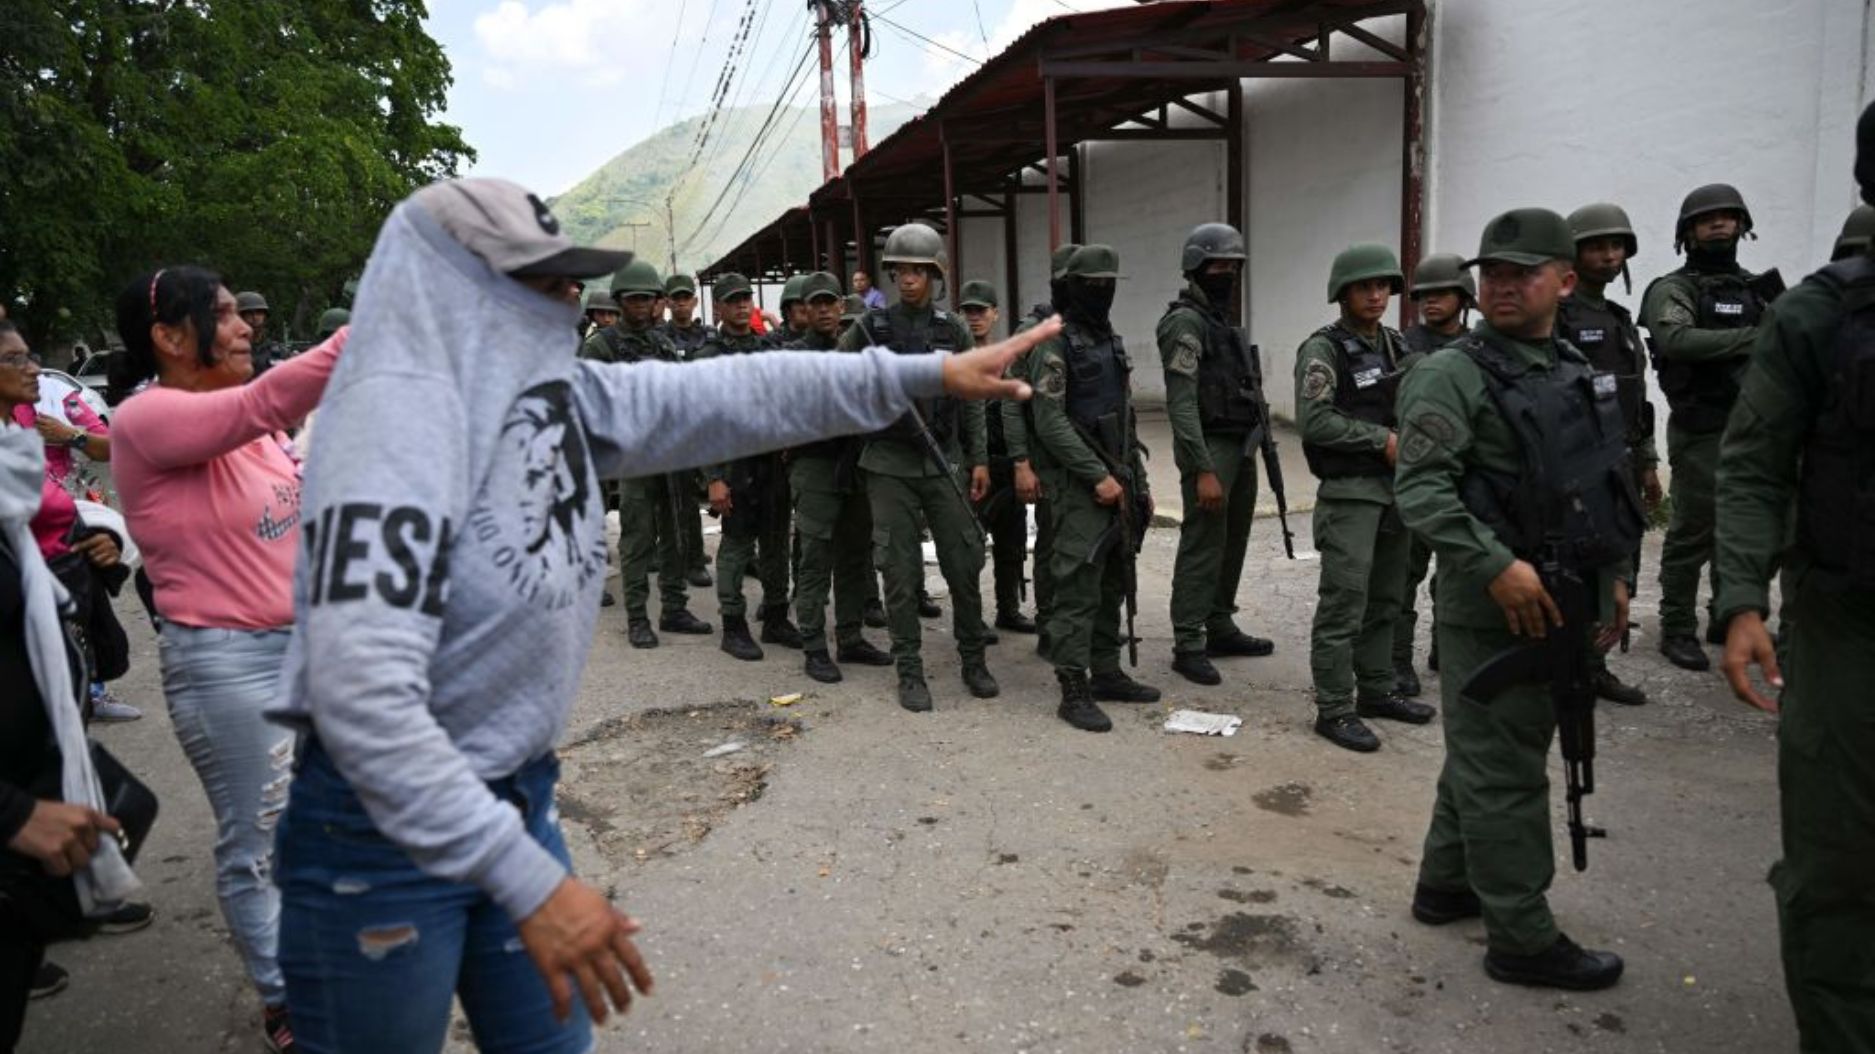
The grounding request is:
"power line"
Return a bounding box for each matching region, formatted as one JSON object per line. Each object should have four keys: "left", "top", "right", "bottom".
{"left": 677, "top": 37, "right": 819, "bottom": 255}
{"left": 970, "top": 0, "right": 990, "bottom": 49}
{"left": 872, "top": 11, "right": 982, "bottom": 67}
{"left": 652, "top": 0, "right": 690, "bottom": 129}
{"left": 672, "top": 0, "right": 723, "bottom": 121}
{"left": 690, "top": 57, "right": 819, "bottom": 255}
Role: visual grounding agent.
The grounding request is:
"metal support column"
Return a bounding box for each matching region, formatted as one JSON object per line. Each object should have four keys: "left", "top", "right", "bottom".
{"left": 1068, "top": 144, "right": 1086, "bottom": 246}
{"left": 815, "top": 2, "right": 840, "bottom": 182}
{"left": 1044, "top": 77, "right": 1061, "bottom": 251}
{"left": 942, "top": 126, "right": 959, "bottom": 309}
{"left": 851, "top": 191, "right": 871, "bottom": 281}
{"left": 1225, "top": 80, "right": 1246, "bottom": 325}
{"left": 1398, "top": 6, "right": 1427, "bottom": 327}
{"left": 849, "top": 1, "right": 871, "bottom": 160}
{"left": 1003, "top": 188, "right": 1020, "bottom": 322}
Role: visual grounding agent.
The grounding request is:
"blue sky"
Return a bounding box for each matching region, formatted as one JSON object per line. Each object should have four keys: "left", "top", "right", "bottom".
{"left": 424, "top": 0, "right": 1120, "bottom": 195}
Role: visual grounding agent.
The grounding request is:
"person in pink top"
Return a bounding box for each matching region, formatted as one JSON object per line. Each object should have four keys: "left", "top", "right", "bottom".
{"left": 110, "top": 266, "right": 344, "bottom": 1054}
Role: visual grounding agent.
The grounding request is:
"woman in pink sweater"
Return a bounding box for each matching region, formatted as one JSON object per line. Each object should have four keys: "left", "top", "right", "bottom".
{"left": 110, "top": 266, "right": 343, "bottom": 1054}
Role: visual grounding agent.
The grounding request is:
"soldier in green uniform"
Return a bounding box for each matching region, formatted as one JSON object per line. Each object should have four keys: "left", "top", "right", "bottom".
{"left": 315, "top": 307, "right": 350, "bottom": 343}
{"left": 1641, "top": 184, "right": 1777, "bottom": 671}
{"left": 778, "top": 275, "right": 811, "bottom": 343}
{"left": 785, "top": 272, "right": 894, "bottom": 682}
{"left": 1159, "top": 223, "right": 1274, "bottom": 687}
{"left": 1830, "top": 204, "right": 1875, "bottom": 261}
{"left": 1399, "top": 208, "right": 1641, "bottom": 992}
{"left": 235, "top": 291, "right": 289, "bottom": 377}
{"left": 581, "top": 259, "right": 713, "bottom": 645}
{"left": 1392, "top": 253, "right": 1475, "bottom": 695}
{"left": 1558, "top": 203, "right": 1662, "bottom": 706}
{"left": 841, "top": 291, "right": 891, "bottom": 629}
{"left": 1297, "top": 244, "right": 1436, "bottom": 752}
{"left": 1002, "top": 243, "right": 1077, "bottom": 659}
{"left": 695, "top": 273, "right": 800, "bottom": 660}
{"left": 1717, "top": 108, "right": 1875, "bottom": 1051}
{"left": 962, "top": 279, "right": 1035, "bottom": 634}
{"left": 835, "top": 223, "right": 999, "bottom": 710}
{"left": 1024, "top": 245, "right": 1160, "bottom": 731}
{"left": 658, "top": 272, "right": 716, "bottom": 588}
{"left": 582, "top": 286, "right": 620, "bottom": 341}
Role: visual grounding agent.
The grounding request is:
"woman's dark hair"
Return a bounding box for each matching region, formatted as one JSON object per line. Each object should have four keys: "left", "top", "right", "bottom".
{"left": 0, "top": 319, "right": 18, "bottom": 341}
{"left": 111, "top": 266, "right": 223, "bottom": 392}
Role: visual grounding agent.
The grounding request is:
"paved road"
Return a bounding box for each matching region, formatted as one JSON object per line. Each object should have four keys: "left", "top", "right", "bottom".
{"left": 20, "top": 442, "right": 1787, "bottom": 1053}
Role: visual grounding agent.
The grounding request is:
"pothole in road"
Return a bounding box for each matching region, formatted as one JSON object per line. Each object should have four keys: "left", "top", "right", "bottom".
{"left": 556, "top": 700, "right": 803, "bottom": 865}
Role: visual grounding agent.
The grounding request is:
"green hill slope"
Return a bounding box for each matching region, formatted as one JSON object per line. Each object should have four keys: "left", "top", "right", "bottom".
{"left": 551, "top": 100, "right": 924, "bottom": 279}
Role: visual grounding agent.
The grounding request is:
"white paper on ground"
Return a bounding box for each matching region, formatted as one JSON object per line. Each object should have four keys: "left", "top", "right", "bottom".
{"left": 1163, "top": 710, "right": 1243, "bottom": 736}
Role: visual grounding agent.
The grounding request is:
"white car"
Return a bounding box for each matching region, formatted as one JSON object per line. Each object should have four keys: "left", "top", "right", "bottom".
{"left": 37, "top": 368, "right": 112, "bottom": 425}
{"left": 71, "top": 351, "right": 118, "bottom": 405}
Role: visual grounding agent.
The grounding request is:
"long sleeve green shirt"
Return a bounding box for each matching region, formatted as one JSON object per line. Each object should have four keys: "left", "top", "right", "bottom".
{"left": 836, "top": 302, "right": 985, "bottom": 477}
{"left": 1640, "top": 271, "right": 1762, "bottom": 364}
{"left": 999, "top": 308, "right": 1049, "bottom": 462}
{"left": 1293, "top": 322, "right": 1417, "bottom": 504}
{"left": 1394, "top": 323, "right": 1626, "bottom": 629}
{"left": 1714, "top": 276, "right": 1837, "bottom": 621}
{"left": 1156, "top": 283, "right": 1226, "bottom": 475}
{"left": 1023, "top": 326, "right": 1150, "bottom": 497}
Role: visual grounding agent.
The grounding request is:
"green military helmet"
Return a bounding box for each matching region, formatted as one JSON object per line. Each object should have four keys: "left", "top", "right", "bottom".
{"left": 841, "top": 293, "right": 866, "bottom": 321}
{"left": 1674, "top": 183, "right": 1754, "bottom": 250}
{"left": 959, "top": 280, "right": 998, "bottom": 309}
{"left": 881, "top": 222, "right": 947, "bottom": 274}
{"left": 1063, "top": 244, "right": 1120, "bottom": 279}
{"left": 1326, "top": 243, "right": 1404, "bottom": 303}
{"left": 799, "top": 271, "right": 843, "bottom": 302}
{"left": 1180, "top": 223, "right": 1247, "bottom": 274}
{"left": 1466, "top": 208, "right": 1575, "bottom": 268}
{"left": 779, "top": 274, "right": 809, "bottom": 308}
{"left": 582, "top": 287, "right": 617, "bottom": 314}
{"left": 1567, "top": 202, "right": 1639, "bottom": 258}
{"left": 1408, "top": 252, "right": 1476, "bottom": 302}
{"left": 664, "top": 273, "right": 698, "bottom": 297}
{"left": 712, "top": 272, "right": 754, "bottom": 301}
{"left": 609, "top": 258, "right": 663, "bottom": 299}
{"left": 1049, "top": 243, "right": 1081, "bottom": 280}
{"left": 235, "top": 291, "right": 269, "bottom": 314}
{"left": 1832, "top": 204, "right": 1875, "bottom": 261}
{"left": 315, "top": 307, "right": 350, "bottom": 340}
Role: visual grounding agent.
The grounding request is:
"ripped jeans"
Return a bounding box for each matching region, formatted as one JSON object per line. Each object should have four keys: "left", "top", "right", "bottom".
{"left": 275, "top": 740, "right": 590, "bottom": 1054}
{"left": 158, "top": 622, "right": 296, "bottom": 1006}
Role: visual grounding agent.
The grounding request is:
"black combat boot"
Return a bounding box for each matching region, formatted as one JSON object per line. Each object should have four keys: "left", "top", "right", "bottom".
{"left": 1658, "top": 634, "right": 1710, "bottom": 671}
{"left": 983, "top": 627, "right": 1001, "bottom": 646}
{"left": 995, "top": 610, "right": 1038, "bottom": 634}
{"left": 836, "top": 638, "right": 893, "bottom": 666}
{"left": 961, "top": 659, "right": 1000, "bottom": 699}
{"left": 1591, "top": 668, "right": 1648, "bottom": 706}
{"left": 1411, "top": 884, "right": 1482, "bottom": 925}
{"left": 1206, "top": 629, "right": 1274, "bottom": 657}
{"left": 863, "top": 598, "right": 888, "bottom": 628}
{"left": 1394, "top": 661, "right": 1422, "bottom": 698}
{"left": 686, "top": 566, "right": 713, "bottom": 588}
{"left": 720, "top": 616, "right": 763, "bottom": 661}
{"left": 804, "top": 649, "right": 841, "bottom": 684}
{"left": 898, "top": 673, "right": 933, "bottom": 712}
{"left": 1172, "top": 651, "right": 1222, "bottom": 686}
{"left": 1089, "top": 669, "right": 1162, "bottom": 703}
{"left": 1357, "top": 691, "right": 1436, "bottom": 725}
{"left": 660, "top": 609, "right": 712, "bottom": 634}
{"left": 918, "top": 591, "right": 943, "bottom": 618}
{"left": 626, "top": 617, "right": 658, "bottom": 649}
{"left": 1314, "top": 714, "right": 1380, "bottom": 753}
{"left": 759, "top": 604, "right": 803, "bottom": 649}
{"left": 1483, "top": 934, "right": 1624, "bottom": 991}
{"left": 1056, "top": 669, "right": 1111, "bottom": 733}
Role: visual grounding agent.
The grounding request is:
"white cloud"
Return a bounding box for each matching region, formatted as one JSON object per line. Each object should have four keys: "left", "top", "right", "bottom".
{"left": 876, "top": 0, "right": 1130, "bottom": 100}
{"left": 473, "top": 0, "right": 676, "bottom": 89}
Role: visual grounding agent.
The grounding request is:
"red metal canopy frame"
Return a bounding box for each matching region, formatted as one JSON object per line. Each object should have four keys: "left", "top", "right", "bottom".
{"left": 701, "top": 0, "right": 1428, "bottom": 326}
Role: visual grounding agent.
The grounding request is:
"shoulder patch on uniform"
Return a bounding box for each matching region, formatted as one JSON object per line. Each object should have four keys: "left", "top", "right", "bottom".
{"left": 1037, "top": 357, "right": 1068, "bottom": 399}
{"left": 1400, "top": 430, "right": 1436, "bottom": 465}
{"left": 1302, "top": 359, "right": 1336, "bottom": 402}
{"left": 1399, "top": 408, "right": 1458, "bottom": 466}
{"left": 1168, "top": 332, "right": 1202, "bottom": 377}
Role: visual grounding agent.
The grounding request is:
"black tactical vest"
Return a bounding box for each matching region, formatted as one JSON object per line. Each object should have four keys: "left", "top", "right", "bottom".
{"left": 661, "top": 321, "right": 714, "bottom": 359}
{"left": 599, "top": 324, "right": 676, "bottom": 365}
{"left": 1648, "top": 270, "right": 1766, "bottom": 434}
{"left": 1061, "top": 324, "right": 1128, "bottom": 436}
{"left": 1797, "top": 257, "right": 1875, "bottom": 589}
{"left": 1167, "top": 295, "right": 1262, "bottom": 434}
{"left": 1556, "top": 294, "right": 1652, "bottom": 446}
{"left": 860, "top": 306, "right": 963, "bottom": 442}
{"left": 1457, "top": 333, "right": 1645, "bottom": 569}
{"left": 1402, "top": 322, "right": 1464, "bottom": 357}
{"left": 1303, "top": 323, "right": 1404, "bottom": 479}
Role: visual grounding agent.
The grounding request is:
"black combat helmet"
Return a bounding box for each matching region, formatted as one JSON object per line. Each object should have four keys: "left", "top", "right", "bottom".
{"left": 1674, "top": 184, "right": 1754, "bottom": 252}
{"left": 1180, "top": 223, "right": 1246, "bottom": 274}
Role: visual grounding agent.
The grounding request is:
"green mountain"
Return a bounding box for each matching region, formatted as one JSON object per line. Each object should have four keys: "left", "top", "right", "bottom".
{"left": 551, "top": 100, "right": 925, "bottom": 278}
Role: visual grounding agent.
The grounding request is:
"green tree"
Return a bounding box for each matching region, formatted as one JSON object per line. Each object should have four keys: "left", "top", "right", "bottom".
{"left": 0, "top": 0, "right": 473, "bottom": 348}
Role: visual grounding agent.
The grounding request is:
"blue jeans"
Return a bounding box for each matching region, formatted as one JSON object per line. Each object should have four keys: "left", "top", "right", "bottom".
{"left": 276, "top": 740, "right": 590, "bottom": 1054}
{"left": 158, "top": 622, "right": 296, "bottom": 1006}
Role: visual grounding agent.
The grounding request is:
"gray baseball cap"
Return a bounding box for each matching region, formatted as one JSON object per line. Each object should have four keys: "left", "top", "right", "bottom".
{"left": 410, "top": 178, "right": 633, "bottom": 279}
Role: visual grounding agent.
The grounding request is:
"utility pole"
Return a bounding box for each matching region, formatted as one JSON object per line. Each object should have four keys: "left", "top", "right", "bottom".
{"left": 666, "top": 197, "right": 679, "bottom": 276}
{"left": 847, "top": 1, "right": 869, "bottom": 160}
{"left": 811, "top": 1, "right": 841, "bottom": 182}
{"left": 618, "top": 221, "right": 651, "bottom": 253}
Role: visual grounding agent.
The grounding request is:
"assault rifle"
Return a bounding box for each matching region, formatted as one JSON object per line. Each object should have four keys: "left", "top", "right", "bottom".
{"left": 906, "top": 403, "right": 987, "bottom": 543}
{"left": 1237, "top": 336, "right": 1296, "bottom": 559}
{"left": 1069, "top": 412, "right": 1147, "bottom": 668}
{"left": 1459, "top": 543, "right": 1605, "bottom": 871}
{"left": 668, "top": 470, "right": 696, "bottom": 570}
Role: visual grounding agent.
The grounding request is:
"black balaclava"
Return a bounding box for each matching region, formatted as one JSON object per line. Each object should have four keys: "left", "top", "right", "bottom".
{"left": 1060, "top": 277, "right": 1115, "bottom": 329}
{"left": 1685, "top": 231, "right": 1741, "bottom": 274}
{"left": 1857, "top": 98, "right": 1875, "bottom": 205}
{"left": 1191, "top": 269, "right": 1236, "bottom": 311}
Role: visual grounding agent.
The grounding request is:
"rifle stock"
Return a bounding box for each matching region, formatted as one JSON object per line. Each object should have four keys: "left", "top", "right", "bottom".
{"left": 1458, "top": 553, "right": 1599, "bottom": 872}
{"left": 906, "top": 403, "right": 987, "bottom": 542}
{"left": 1068, "top": 416, "right": 1143, "bottom": 667}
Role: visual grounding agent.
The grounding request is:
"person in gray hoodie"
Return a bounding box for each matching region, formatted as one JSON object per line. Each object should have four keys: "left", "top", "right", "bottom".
{"left": 269, "top": 178, "right": 1052, "bottom": 1054}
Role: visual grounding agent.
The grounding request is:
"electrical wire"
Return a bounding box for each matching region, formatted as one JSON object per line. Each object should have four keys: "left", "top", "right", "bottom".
{"left": 677, "top": 37, "right": 819, "bottom": 255}
{"left": 871, "top": 10, "right": 982, "bottom": 66}
{"left": 651, "top": 0, "right": 690, "bottom": 129}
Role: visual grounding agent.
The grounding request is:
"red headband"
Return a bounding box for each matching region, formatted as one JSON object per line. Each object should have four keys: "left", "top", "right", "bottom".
{"left": 148, "top": 269, "right": 167, "bottom": 317}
